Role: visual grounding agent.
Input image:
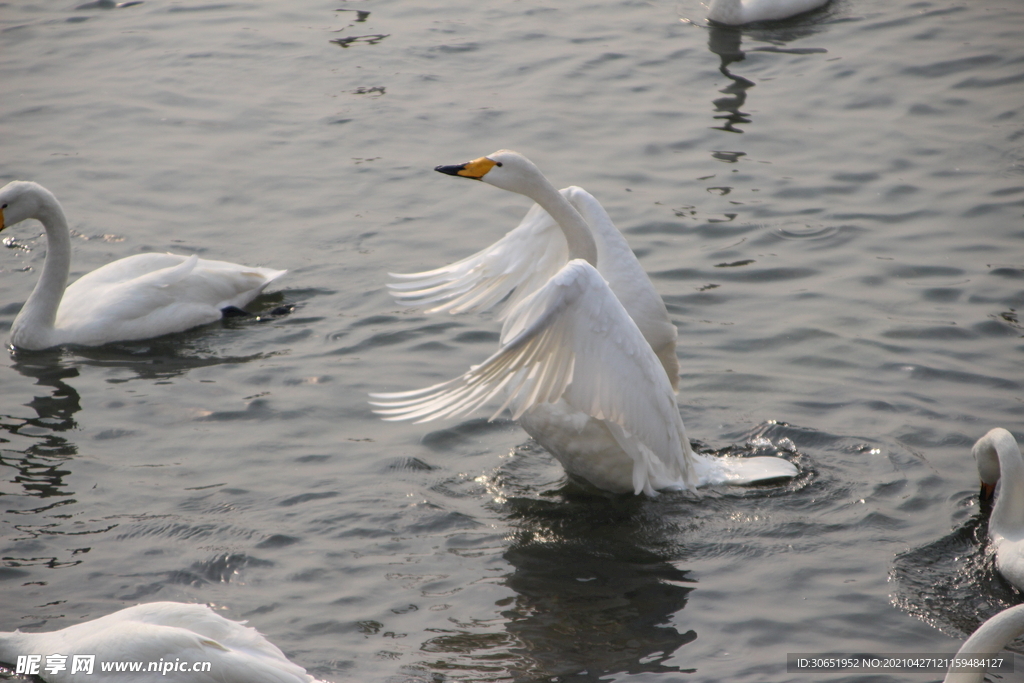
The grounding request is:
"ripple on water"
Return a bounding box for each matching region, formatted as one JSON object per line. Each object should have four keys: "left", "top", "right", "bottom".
{"left": 180, "top": 552, "right": 274, "bottom": 584}
{"left": 878, "top": 362, "right": 1020, "bottom": 391}
{"left": 421, "top": 418, "right": 517, "bottom": 451}
{"left": 2, "top": 0, "right": 1024, "bottom": 679}
{"left": 891, "top": 505, "right": 1024, "bottom": 647}
{"left": 328, "top": 320, "right": 463, "bottom": 355}
{"left": 770, "top": 222, "right": 843, "bottom": 243}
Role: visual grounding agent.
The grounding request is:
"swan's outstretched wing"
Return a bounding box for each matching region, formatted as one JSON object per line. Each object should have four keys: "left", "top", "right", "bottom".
{"left": 388, "top": 186, "right": 681, "bottom": 389}
{"left": 371, "top": 259, "right": 694, "bottom": 491}
{"left": 386, "top": 195, "right": 569, "bottom": 318}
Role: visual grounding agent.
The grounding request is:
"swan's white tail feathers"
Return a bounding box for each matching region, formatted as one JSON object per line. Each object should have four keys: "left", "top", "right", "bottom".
{"left": 259, "top": 267, "right": 288, "bottom": 286}
{"left": 693, "top": 453, "right": 798, "bottom": 486}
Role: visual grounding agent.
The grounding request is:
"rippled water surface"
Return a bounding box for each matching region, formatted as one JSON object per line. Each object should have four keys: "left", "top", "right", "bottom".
{"left": 1, "top": 0, "right": 1023, "bottom": 680}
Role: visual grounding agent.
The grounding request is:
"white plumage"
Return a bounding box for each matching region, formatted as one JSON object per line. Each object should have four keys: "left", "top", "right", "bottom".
{"left": 0, "top": 181, "right": 285, "bottom": 350}
{"left": 0, "top": 602, "right": 318, "bottom": 683}
{"left": 371, "top": 150, "right": 797, "bottom": 495}
{"left": 973, "top": 428, "right": 1024, "bottom": 591}
{"left": 707, "top": 0, "right": 830, "bottom": 25}
{"left": 943, "top": 604, "right": 1024, "bottom": 683}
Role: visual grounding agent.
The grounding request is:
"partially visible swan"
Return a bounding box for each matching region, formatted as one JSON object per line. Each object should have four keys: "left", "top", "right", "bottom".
{"left": 944, "top": 604, "right": 1024, "bottom": 683}
{"left": 707, "top": 0, "right": 830, "bottom": 25}
{"left": 974, "top": 428, "right": 1024, "bottom": 591}
{"left": 0, "top": 601, "right": 318, "bottom": 683}
{"left": 0, "top": 181, "right": 286, "bottom": 350}
{"left": 371, "top": 150, "right": 797, "bottom": 495}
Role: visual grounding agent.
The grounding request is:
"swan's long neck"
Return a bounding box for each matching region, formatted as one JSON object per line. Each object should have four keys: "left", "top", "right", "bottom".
{"left": 979, "top": 429, "right": 1024, "bottom": 540}
{"left": 11, "top": 188, "right": 71, "bottom": 346}
{"left": 944, "top": 604, "right": 1024, "bottom": 683}
{"left": 523, "top": 175, "right": 599, "bottom": 266}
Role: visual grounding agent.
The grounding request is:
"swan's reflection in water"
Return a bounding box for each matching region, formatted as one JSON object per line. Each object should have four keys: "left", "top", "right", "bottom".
{"left": 499, "top": 493, "right": 697, "bottom": 680}
{"left": 68, "top": 340, "right": 277, "bottom": 383}
{"left": 0, "top": 311, "right": 290, "bottom": 575}
{"left": 410, "top": 425, "right": 807, "bottom": 681}
{"left": 708, "top": 26, "right": 754, "bottom": 133}
{"left": 10, "top": 354, "right": 82, "bottom": 435}
{"left": 3, "top": 354, "right": 82, "bottom": 495}
{"left": 1, "top": 355, "right": 87, "bottom": 578}
{"left": 1, "top": 299, "right": 291, "bottom": 497}
{"left": 406, "top": 479, "right": 697, "bottom": 680}
{"left": 704, "top": 22, "right": 828, "bottom": 133}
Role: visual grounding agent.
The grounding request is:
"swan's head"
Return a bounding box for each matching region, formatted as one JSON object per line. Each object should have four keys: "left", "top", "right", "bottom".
{"left": 435, "top": 150, "right": 546, "bottom": 195}
{"left": 0, "top": 181, "right": 53, "bottom": 232}
{"left": 974, "top": 428, "right": 1020, "bottom": 502}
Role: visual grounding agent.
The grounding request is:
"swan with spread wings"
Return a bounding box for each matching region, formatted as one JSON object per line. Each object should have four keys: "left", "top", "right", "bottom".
{"left": 371, "top": 150, "right": 797, "bottom": 495}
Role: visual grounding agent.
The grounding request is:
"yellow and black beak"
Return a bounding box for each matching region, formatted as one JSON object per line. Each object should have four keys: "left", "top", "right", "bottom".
{"left": 435, "top": 156, "right": 497, "bottom": 180}
{"left": 0, "top": 205, "right": 6, "bottom": 232}
{"left": 980, "top": 481, "right": 995, "bottom": 502}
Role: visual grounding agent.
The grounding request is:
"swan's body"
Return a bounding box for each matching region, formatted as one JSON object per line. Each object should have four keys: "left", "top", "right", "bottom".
{"left": 0, "top": 602, "right": 317, "bottom": 683}
{"left": 0, "top": 181, "right": 285, "bottom": 350}
{"left": 944, "top": 604, "right": 1024, "bottom": 683}
{"left": 974, "top": 428, "right": 1024, "bottom": 590}
{"left": 371, "top": 150, "right": 797, "bottom": 495}
{"left": 707, "top": 0, "right": 830, "bottom": 25}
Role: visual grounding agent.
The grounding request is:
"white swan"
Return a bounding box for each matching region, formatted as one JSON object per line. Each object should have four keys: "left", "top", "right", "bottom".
{"left": 0, "top": 181, "right": 286, "bottom": 350}
{"left": 371, "top": 150, "right": 797, "bottom": 495}
{"left": 944, "top": 603, "right": 1024, "bottom": 683}
{"left": 0, "top": 601, "right": 318, "bottom": 683}
{"left": 974, "top": 428, "right": 1024, "bottom": 591}
{"left": 707, "top": 0, "right": 830, "bottom": 25}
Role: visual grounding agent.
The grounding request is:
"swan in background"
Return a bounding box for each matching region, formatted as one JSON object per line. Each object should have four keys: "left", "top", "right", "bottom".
{"left": 0, "top": 601, "right": 318, "bottom": 682}
{"left": 707, "top": 0, "right": 830, "bottom": 25}
{"left": 974, "top": 428, "right": 1024, "bottom": 591}
{"left": 371, "top": 150, "right": 797, "bottom": 495}
{"left": 0, "top": 181, "right": 286, "bottom": 350}
{"left": 944, "top": 604, "right": 1024, "bottom": 683}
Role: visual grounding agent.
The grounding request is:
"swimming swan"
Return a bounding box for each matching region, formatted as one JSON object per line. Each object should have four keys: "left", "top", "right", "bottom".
{"left": 370, "top": 150, "right": 797, "bottom": 495}
{"left": 943, "top": 603, "right": 1024, "bottom": 683}
{"left": 974, "top": 427, "right": 1024, "bottom": 591}
{"left": 0, "top": 181, "right": 286, "bottom": 350}
{"left": 0, "top": 601, "right": 318, "bottom": 682}
{"left": 707, "top": 0, "right": 830, "bottom": 25}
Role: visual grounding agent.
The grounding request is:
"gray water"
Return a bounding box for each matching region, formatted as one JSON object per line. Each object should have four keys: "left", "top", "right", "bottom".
{"left": 1, "top": 0, "right": 1023, "bottom": 681}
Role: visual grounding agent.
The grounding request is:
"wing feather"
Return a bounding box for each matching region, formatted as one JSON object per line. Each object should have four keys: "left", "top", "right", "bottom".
{"left": 387, "top": 186, "right": 680, "bottom": 388}
{"left": 371, "top": 260, "right": 694, "bottom": 490}
{"left": 386, "top": 197, "right": 569, "bottom": 317}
